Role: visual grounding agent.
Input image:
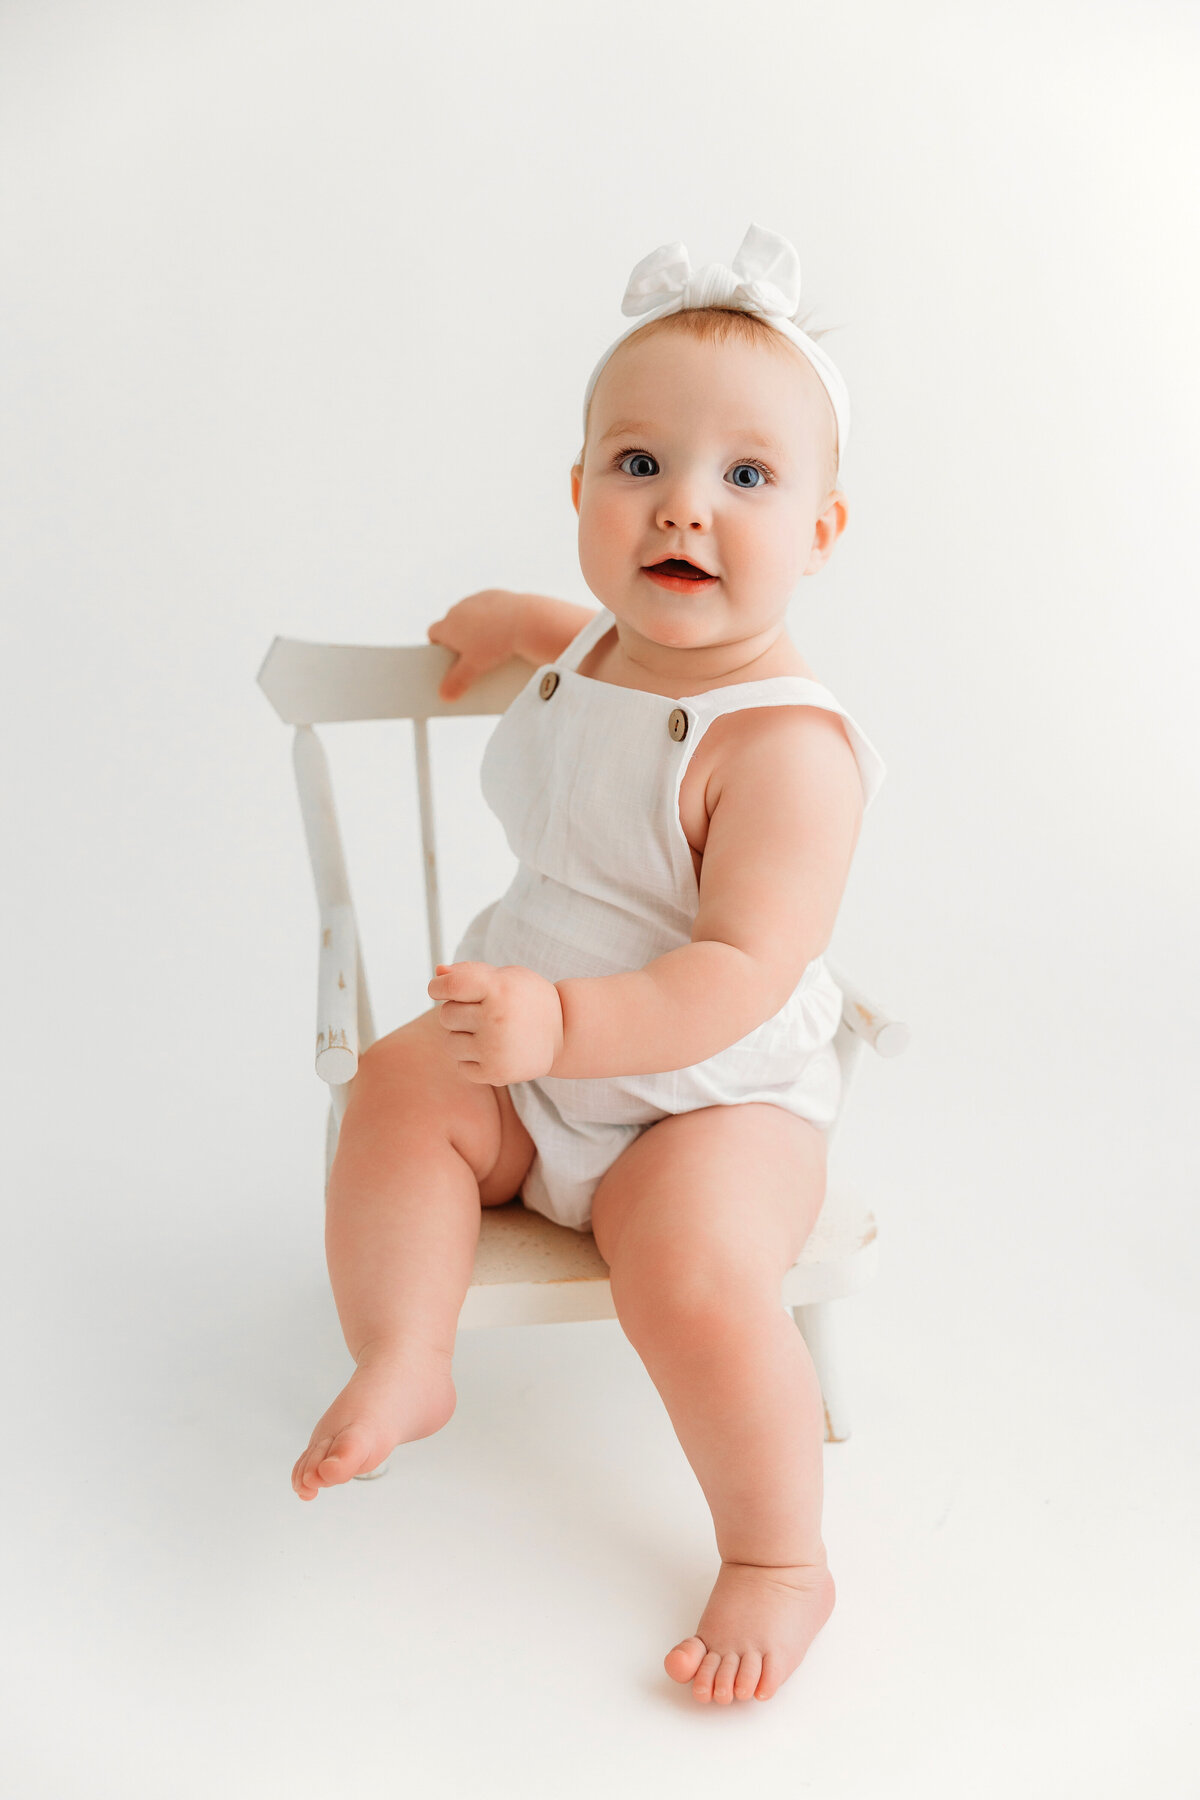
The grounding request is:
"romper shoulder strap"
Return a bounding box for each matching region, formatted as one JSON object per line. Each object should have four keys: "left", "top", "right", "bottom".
{"left": 559, "top": 606, "right": 612, "bottom": 671}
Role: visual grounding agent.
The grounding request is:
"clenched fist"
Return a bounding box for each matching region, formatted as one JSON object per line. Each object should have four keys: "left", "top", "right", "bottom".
{"left": 428, "top": 961, "right": 564, "bottom": 1085}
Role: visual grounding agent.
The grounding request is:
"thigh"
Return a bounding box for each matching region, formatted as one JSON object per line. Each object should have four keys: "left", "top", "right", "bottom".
{"left": 349, "top": 1008, "right": 536, "bottom": 1205}
{"left": 590, "top": 1103, "right": 827, "bottom": 1286}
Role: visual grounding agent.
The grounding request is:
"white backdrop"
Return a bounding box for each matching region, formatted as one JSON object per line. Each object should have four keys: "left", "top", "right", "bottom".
{"left": 3, "top": 3, "right": 1197, "bottom": 1796}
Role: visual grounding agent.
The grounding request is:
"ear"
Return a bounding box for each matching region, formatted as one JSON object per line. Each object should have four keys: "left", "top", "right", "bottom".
{"left": 803, "top": 488, "right": 849, "bottom": 576}
{"left": 570, "top": 462, "right": 583, "bottom": 515}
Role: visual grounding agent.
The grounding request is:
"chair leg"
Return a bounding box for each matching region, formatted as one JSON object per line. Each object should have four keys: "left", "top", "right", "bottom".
{"left": 792, "top": 1301, "right": 851, "bottom": 1444}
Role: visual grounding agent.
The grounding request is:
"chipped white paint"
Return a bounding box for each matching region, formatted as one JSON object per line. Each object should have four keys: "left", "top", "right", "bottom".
{"left": 826, "top": 961, "right": 910, "bottom": 1059}
{"left": 290, "top": 725, "right": 375, "bottom": 1086}
{"left": 260, "top": 636, "right": 911, "bottom": 1443}
{"left": 314, "top": 902, "right": 357, "bottom": 1086}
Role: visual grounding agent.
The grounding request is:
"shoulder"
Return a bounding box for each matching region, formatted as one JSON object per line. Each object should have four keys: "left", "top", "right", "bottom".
{"left": 690, "top": 700, "right": 866, "bottom": 992}
{"left": 701, "top": 702, "right": 863, "bottom": 822}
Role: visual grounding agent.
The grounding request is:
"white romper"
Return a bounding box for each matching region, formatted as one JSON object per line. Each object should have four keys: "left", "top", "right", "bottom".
{"left": 452, "top": 606, "right": 887, "bottom": 1235}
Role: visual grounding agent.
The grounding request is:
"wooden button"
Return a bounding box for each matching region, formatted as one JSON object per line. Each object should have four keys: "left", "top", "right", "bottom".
{"left": 668, "top": 707, "right": 689, "bottom": 741}
{"left": 539, "top": 671, "right": 560, "bottom": 700}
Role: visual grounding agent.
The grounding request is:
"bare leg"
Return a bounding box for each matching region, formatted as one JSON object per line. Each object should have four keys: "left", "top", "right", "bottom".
{"left": 591, "top": 1102, "right": 834, "bottom": 1704}
{"left": 291, "top": 1008, "right": 535, "bottom": 1500}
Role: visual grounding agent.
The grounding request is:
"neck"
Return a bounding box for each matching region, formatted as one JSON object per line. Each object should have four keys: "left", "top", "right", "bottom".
{"left": 609, "top": 614, "right": 793, "bottom": 689}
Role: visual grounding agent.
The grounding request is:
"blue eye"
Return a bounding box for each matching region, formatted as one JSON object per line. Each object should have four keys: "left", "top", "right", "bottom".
{"left": 727, "top": 462, "right": 767, "bottom": 489}
{"left": 618, "top": 451, "right": 659, "bottom": 477}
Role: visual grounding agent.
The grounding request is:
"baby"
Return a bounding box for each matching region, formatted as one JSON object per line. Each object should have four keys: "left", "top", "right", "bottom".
{"left": 290, "top": 224, "right": 886, "bottom": 1707}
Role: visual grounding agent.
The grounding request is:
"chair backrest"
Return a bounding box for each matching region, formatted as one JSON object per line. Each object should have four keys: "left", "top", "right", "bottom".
{"left": 259, "top": 636, "right": 528, "bottom": 979}
{"left": 257, "top": 636, "right": 528, "bottom": 725}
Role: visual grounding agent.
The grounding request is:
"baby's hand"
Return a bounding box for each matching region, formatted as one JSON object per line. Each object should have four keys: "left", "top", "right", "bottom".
{"left": 427, "top": 961, "right": 564, "bottom": 1086}
{"left": 426, "top": 590, "right": 525, "bottom": 702}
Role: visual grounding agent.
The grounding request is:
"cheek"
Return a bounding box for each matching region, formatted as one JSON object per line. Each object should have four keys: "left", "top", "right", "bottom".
{"left": 578, "top": 487, "right": 634, "bottom": 565}
{"left": 725, "top": 506, "right": 806, "bottom": 587}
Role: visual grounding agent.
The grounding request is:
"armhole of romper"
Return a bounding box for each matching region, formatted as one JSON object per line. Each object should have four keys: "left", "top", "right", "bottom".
{"left": 782, "top": 690, "right": 887, "bottom": 812}
{"left": 676, "top": 681, "right": 884, "bottom": 829}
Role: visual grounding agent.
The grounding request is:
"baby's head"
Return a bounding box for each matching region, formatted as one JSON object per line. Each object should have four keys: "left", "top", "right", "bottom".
{"left": 569, "top": 229, "right": 849, "bottom": 655}
{"left": 580, "top": 306, "right": 840, "bottom": 499}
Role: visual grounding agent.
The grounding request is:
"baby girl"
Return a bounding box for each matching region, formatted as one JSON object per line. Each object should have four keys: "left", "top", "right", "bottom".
{"left": 290, "top": 224, "right": 886, "bottom": 1707}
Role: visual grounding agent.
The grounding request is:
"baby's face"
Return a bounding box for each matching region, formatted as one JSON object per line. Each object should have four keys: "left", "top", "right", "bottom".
{"left": 571, "top": 330, "right": 845, "bottom": 656}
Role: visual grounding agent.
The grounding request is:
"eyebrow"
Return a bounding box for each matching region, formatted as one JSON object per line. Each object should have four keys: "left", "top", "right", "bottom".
{"left": 597, "top": 421, "right": 793, "bottom": 459}
{"left": 597, "top": 421, "right": 655, "bottom": 443}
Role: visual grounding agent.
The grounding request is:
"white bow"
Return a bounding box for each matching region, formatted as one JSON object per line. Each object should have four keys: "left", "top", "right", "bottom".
{"left": 620, "top": 222, "right": 804, "bottom": 323}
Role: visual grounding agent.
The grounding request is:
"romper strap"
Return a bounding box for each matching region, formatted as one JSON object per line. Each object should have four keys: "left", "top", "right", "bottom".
{"left": 559, "top": 606, "right": 613, "bottom": 671}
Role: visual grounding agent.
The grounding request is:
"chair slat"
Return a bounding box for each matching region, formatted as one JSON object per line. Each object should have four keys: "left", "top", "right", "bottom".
{"left": 292, "top": 726, "right": 351, "bottom": 912}
{"left": 315, "top": 902, "right": 359, "bottom": 1085}
{"left": 292, "top": 724, "right": 374, "bottom": 1082}
{"left": 412, "top": 717, "right": 444, "bottom": 974}
{"left": 258, "top": 637, "right": 532, "bottom": 724}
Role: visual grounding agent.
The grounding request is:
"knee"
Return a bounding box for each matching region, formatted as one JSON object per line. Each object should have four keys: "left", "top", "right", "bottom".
{"left": 609, "top": 1239, "right": 779, "bottom": 1347}
{"left": 350, "top": 1029, "right": 425, "bottom": 1112}
{"left": 347, "top": 1021, "right": 463, "bottom": 1136}
{"left": 353, "top": 1010, "right": 459, "bottom": 1096}
{"left": 346, "top": 1019, "right": 502, "bottom": 1184}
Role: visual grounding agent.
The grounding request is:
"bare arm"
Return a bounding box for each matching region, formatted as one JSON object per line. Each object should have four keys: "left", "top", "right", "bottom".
{"left": 428, "top": 589, "right": 598, "bottom": 700}
{"left": 512, "top": 594, "right": 600, "bottom": 668}
{"left": 549, "top": 706, "right": 864, "bottom": 1079}
{"left": 551, "top": 944, "right": 775, "bottom": 1079}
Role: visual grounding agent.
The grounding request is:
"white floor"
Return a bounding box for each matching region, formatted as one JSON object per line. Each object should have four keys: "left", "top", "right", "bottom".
{"left": 6, "top": 981, "right": 1198, "bottom": 1800}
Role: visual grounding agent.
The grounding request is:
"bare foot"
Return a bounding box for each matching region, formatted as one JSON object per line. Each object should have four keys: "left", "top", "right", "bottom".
{"left": 664, "top": 1558, "right": 836, "bottom": 1703}
{"left": 291, "top": 1342, "right": 456, "bottom": 1501}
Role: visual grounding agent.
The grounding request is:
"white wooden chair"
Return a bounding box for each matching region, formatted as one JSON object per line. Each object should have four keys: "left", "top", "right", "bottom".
{"left": 258, "top": 633, "right": 910, "bottom": 1467}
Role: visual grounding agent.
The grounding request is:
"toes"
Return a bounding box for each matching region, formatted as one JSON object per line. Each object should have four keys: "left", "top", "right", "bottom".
{"left": 665, "top": 1637, "right": 770, "bottom": 1704}
{"left": 293, "top": 1436, "right": 335, "bottom": 1497}
{"left": 711, "top": 1653, "right": 741, "bottom": 1705}
{"left": 691, "top": 1649, "right": 722, "bottom": 1703}
{"left": 293, "top": 1421, "right": 388, "bottom": 1500}
{"left": 733, "top": 1652, "right": 763, "bottom": 1700}
{"left": 663, "top": 1637, "right": 707, "bottom": 1684}
{"left": 316, "top": 1432, "right": 371, "bottom": 1481}
{"left": 293, "top": 1463, "right": 321, "bottom": 1498}
{"left": 755, "top": 1651, "right": 784, "bottom": 1702}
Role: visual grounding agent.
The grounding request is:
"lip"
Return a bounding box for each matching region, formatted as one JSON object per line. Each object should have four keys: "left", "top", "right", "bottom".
{"left": 642, "top": 559, "right": 718, "bottom": 593}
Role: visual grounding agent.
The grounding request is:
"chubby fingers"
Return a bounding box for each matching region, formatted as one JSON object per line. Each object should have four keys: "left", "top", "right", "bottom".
{"left": 428, "top": 961, "right": 493, "bottom": 1004}
{"left": 438, "top": 660, "right": 476, "bottom": 702}
{"left": 426, "top": 631, "right": 476, "bottom": 702}
{"left": 435, "top": 999, "right": 483, "bottom": 1031}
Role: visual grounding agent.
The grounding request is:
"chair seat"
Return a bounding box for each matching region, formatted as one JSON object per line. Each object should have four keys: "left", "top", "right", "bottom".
{"left": 458, "top": 1184, "right": 878, "bottom": 1329}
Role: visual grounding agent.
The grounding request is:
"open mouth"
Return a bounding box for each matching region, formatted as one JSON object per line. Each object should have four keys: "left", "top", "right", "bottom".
{"left": 643, "top": 557, "right": 716, "bottom": 586}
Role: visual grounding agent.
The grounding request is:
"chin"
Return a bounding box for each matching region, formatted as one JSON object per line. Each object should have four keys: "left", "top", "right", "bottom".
{"left": 636, "top": 610, "right": 714, "bottom": 647}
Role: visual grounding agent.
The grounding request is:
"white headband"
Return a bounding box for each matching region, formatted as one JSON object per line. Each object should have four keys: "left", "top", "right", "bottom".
{"left": 582, "top": 222, "right": 850, "bottom": 468}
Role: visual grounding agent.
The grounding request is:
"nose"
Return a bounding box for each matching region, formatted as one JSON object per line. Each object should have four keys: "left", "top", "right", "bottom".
{"left": 655, "top": 470, "right": 711, "bottom": 533}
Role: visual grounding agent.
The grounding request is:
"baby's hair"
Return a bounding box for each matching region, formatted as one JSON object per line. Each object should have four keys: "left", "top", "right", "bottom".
{"left": 580, "top": 305, "right": 842, "bottom": 499}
